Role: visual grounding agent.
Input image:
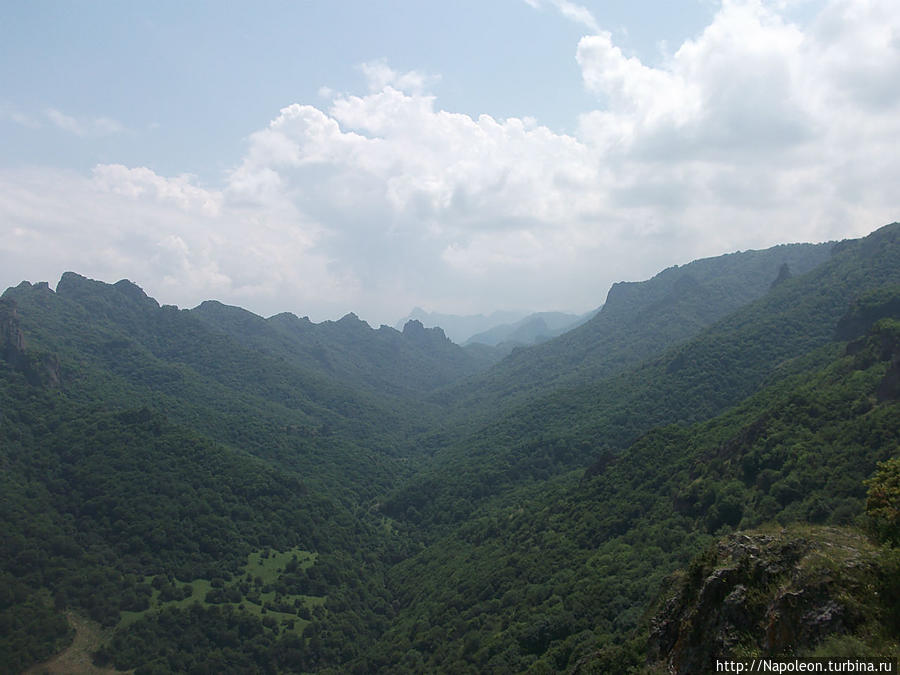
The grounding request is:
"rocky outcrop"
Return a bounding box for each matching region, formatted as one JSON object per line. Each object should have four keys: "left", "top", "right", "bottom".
{"left": 1, "top": 297, "right": 27, "bottom": 365}
{"left": 0, "top": 297, "right": 61, "bottom": 387}
{"left": 402, "top": 319, "right": 451, "bottom": 348}
{"left": 647, "top": 527, "right": 885, "bottom": 674}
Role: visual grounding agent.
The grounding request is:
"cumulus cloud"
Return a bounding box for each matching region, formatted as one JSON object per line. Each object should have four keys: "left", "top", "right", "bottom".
{"left": 357, "top": 59, "right": 440, "bottom": 94}
{"left": 571, "top": 0, "right": 900, "bottom": 247}
{"left": 2, "top": 0, "right": 898, "bottom": 324}
{"left": 223, "top": 86, "right": 608, "bottom": 317}
{"left": 576, "top": 0, "right": 818, "bottom": 159}
{"left": 0, "top": 166, "right": 346, "bottom": 318}
{"left": 92, "top": 165, "right": 222, "bottom": 216}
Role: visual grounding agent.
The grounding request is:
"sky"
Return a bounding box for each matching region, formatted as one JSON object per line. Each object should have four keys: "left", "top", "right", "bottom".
{"left": 1, "top": 0, "right": 898, "bottom": 326}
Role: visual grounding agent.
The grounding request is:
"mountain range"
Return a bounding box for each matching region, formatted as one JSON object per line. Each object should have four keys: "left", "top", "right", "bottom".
{"left": 2, "top": 223, "right": 899, "bottom": 673}
{"left": 394, "top": 308, "right": 530, "bottom": 344}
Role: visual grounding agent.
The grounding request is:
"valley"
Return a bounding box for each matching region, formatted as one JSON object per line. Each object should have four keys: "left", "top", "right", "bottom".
{"left": 2, "top": 223, "right": 899, "bottom": 673}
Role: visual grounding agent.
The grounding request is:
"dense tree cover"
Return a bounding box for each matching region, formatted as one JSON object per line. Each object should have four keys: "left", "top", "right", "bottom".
{"left": 192, "top": 301, "right": 492, "bottom": 398}
{"left": 0, "top": 590, "right": 72, "bottom": 674}
{"left": 2, "top": 275, "right": 428, "bottom": 502}
{"left": 0, "top": 359, "right": 405, "bottom": 671}
{"left": 2, "top": 223, "right": 899, "bottom": 673}
{"left": 365, "top": 321, "right": 900, "bottom": 672}
{"left": 385, "top": 224, "right": 900, "bottom": 531}
{"left": 436, "top": 241, "right": 833, "bottom": 415}
{"left": 95, "top": 603, "right": 309, "bottom": 674}
{"left": 867, "top": 455, "right": 900, "bottom": 546}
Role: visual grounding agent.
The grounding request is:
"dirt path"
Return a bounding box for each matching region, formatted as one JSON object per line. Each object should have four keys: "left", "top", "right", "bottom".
{"left": 23, "top": 613, "right": 129, "bottom": 675}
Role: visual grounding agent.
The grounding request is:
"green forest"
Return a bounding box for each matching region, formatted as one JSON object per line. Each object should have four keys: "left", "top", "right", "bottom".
{"left": 2, "top": 223, "right": 900, "bottom": 673}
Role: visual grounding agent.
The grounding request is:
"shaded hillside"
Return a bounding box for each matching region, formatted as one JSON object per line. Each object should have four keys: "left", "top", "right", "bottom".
{"left": 191, "top": 301, "right": 492, "bottom": 398}
{"left": 387, "top": 225, "right": 900, "bottom": 529}
{"left": 0, "top": 365, "right": 401, "bottom": 673}
{"left": 1, "top": 274, "right": 424, "bottom": 497}
{"left": 367, "top": 305, "right": 900, "bottom": 673}
{"left": 1, "top": 283, "right": 414, "bottom": 673}
{"left": 394, "top": 308, "right": 528, "bottom": 344}
{"left": 0, "top": 285, "right": 422, "bottom": 673}
{"left": 439, "top": 241, "right": 833, "bottom": 413}
{"left": 4, "top": 223, "right": 900, "bottom": 674}
{"left": 463, "top": 309, "right": 597, "bottom": 347}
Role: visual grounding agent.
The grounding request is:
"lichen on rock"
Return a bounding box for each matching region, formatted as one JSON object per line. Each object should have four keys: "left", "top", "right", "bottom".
{"left": 647, "top": 526, "right": 891, "bottom": 673}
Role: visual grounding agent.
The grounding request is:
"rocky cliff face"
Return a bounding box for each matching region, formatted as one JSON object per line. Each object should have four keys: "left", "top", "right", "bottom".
{"left": 0, "top": 297, "right": 60, "bottom": 387}
{"left": 1, "top": 297, "right": 27, "bottom": 363}
{"left": 401, "top": 318, "right": 452, "bottom": 348}
{"left": 647, "top": 527, "right": 890, "bottom": 674}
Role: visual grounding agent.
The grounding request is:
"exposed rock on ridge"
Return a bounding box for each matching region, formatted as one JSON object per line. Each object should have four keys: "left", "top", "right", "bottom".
{"left": 0, "top": 297, "right": 61, "bottom": 386}
{"left": 647, "top": 527, "right": 886, "bottom": 674}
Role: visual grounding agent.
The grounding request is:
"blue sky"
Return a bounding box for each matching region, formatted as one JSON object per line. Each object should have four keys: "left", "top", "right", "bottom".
{"left": 2, "top": 0, "right": 898, "bottom": 325}
{"left": 1, "top": 1, "right": 718, "bottom": 176}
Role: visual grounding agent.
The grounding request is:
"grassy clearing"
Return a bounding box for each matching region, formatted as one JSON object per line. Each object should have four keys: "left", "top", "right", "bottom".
{"left": 115, "top": 547, "right": 324, "bottom": 635}
{"left": 245, "top": 547, "right": 317, "bottom": 584}
{"left": 239, "top": 547, "right": 323, "bottom": 633}
{"left": 118, "top": 579, "right": 212, "bottom": 628}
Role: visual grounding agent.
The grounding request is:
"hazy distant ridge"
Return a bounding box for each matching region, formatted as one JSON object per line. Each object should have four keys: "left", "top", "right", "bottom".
{"left": 463, "top": 309, "right": 599, "bottom": 347}
{"left": 394, "top": 308, "right": 529, "bottom": 344}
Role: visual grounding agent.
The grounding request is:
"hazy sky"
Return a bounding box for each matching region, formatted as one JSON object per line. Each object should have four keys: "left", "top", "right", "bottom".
{"left": 2, "top": 0, "right": 898, "bottom": 325}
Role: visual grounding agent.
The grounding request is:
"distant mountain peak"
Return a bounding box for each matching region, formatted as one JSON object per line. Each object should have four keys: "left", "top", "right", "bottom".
{"left": 56, "top": 272, "right": 160, "bottom": 310}
{"left": 336, "top": 312, "right": 368, "bottom": 327}
{"left": 395, "top": 308, "right": 530, "bottom": 343}
{"left": 402, "top": 319, "right": 450, "bottom": 348}
{"left": 462, "top": 310, "right": 595, "bottom": 347}
{"left": 402, "top": 318, "right": 426, "bottom": 335}
{"left": 58, "top": 270, "right": 87, "bottom": 284}
{"left": 113, "top": 278, "right": 158, "bottom": 306}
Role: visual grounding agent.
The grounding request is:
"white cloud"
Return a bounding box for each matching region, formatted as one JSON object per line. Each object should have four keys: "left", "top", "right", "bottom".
{"left": 358, "top": 59, "right": 440, "bottom": 94}
{"left": 525, "top": 0, "right": 600, "bottom": 33}
{"left": 223, "top": 88, "right": 605, "bottom": 313}
{"left": 576, "top": 0, "right": 810, "bottom": 155}
{"left": 551, "top": 0, "right": 600, "bottom": 33}
{"left": 45, "top": 109, "right": 83, "bottom": 135}
{"left": 571, "top": 0, "right": 900, "bottom": 241}
{"left": 0, "top": 105, "right": 42, "bottom": 129}
{"left": 2, "top": 0, "right": 898, "bottom": 324}
{"left": 45, "top": 108, "right": 125, "bottom": 136}
{"left": 0, "top": 165, "right": 343, "bottom": 318}
{"left": 92, "top": 164, "right": 222, "bottom": 216}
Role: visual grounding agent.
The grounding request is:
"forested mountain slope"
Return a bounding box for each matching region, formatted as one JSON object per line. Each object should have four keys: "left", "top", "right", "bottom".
{"left": 394, "top": 307, "right": 527, "bottom": 344}
{"left": 0, "top": 274, "right": 429, "bottom": 672}
{"left": 191, "top": 301, "right": 492, "bottom": 398}
{"left": 386, "top": 224, "right": 900, "bottom": 529}
{"left": 2, "top": 223, "right": 899, "bottom": 674}
{"left": 437, "top": 240, "right": 833, "bottom": 414}
{"left": 370, "top": 303, "right": 900, "bottom": 673}
{"left": 0, "top": 344, "right": 410, "bottom": 672}
{"left": 1, "top": 274, "right": 436, "bottom": 496}
{"left": 463, "top": 309, "right": 597, "bottom": 347}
